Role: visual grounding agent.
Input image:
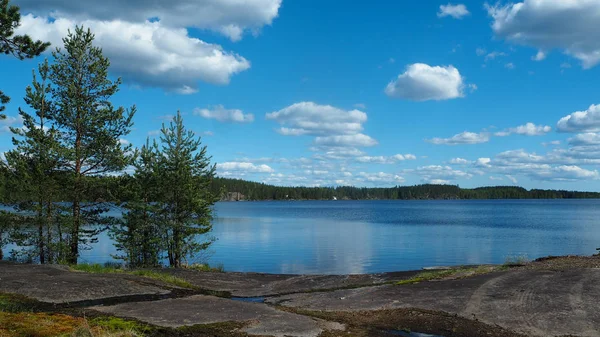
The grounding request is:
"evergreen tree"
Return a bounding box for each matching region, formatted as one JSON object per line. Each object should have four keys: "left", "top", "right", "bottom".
{"left": 111, "top": 140, "right": 163, "bottom": 268}
{"left": 0, "top": 0, "right": 50, "bottom": 117}
{"left": 157, "top": 111, "right": 217, "bottom": 268}
{"left": 48, "top": 26, "right": 135, "bottom": 264}
{"left": 3, "top": 59, "right": 68, "bottom": 263}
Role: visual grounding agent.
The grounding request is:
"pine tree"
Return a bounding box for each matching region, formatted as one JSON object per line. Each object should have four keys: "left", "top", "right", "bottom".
{"left": 157, "top": 111, "right": 217, "bottom": 268}
{"left": 0, "top": 0, "right": 50, "bottom": 118}
{"left": 3, "top": 59, "right": 68, "bottom": 263}
{"left": 111, "top": 140, "right": 163, "bottom": 268}
{"left": 48, "top": 26, "right": 135, "bottom": 264}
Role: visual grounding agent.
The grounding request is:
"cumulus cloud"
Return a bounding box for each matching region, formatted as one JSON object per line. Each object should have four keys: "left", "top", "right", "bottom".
{"left": 385, "top": 63, "right": 469, "bottom": 101}
{"left": 426, "top": 131, "right": 490, "bottom": 145}
{"left": 437, "top": 3, "right": 470, "bottom": 19}
{"left": 410, "top": 165, "right": 473, "bottom": 183}
{"left": 14, "top": 0, "right": 282, "bottom": 41}
{"left": 568, "top": 133, "right": 600, "bottom": 146}
{"left": 356, "top": 172, "right": 405, "bottom": 184}
{"left": 17, "top": 15, "right": 250, "bottom": 93}
{"left": 266, "top": 102, "right": 367, "bottom": 136}
{"left": 495, "top": 123, "right": 552, "bottom": 136}
{"left": 450, "top": 157, "right": 470, "bottom": 165}
{"left": 0, "top": 114, "right": 24, "bottom": 133}
{"left": 217, "top": 162, "right": 274, "bottom": 174}
{"left": 355, "top": 154, "right": 417, "bottom": 164}
{"left": 194, "top": 105, "right": 254, "bottom": 123}
{"left": 314, "top": 134, "right": 378, "bottom": 148}
{"left": 486, "top": 0, "right": 600, "bottom": 68}
{"left": 557, "top": 104, "right": 600, "bottom": 132}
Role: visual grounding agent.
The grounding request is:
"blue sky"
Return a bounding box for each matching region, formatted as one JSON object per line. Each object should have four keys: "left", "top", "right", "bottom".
{"left": 2, "top": 0, "right": 600, "bottom": 190}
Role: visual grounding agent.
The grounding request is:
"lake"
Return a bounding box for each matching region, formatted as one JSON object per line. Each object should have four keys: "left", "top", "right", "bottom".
{"left": 3, "top": 200, "right": 600, "bottom": 274}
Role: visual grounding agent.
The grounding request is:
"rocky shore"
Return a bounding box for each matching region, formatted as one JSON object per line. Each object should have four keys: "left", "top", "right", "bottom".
{"left": 1, "top": 255, "right": 599, "bottom": 337}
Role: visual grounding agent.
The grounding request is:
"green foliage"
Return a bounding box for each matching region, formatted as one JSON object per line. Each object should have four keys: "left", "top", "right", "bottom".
{"left": 3, "top": 59, "right": 71, "bottom": 264}
{"left": 211, "top": 178, "right": 600, "bottom": 201}
{"left": 47, "top": 26, "right": 135, "bottom": 264}
{"left": 154, "top": 112, "right": 218, "bottom": 268}
{"left": 111, "top": 141, "right": 163, "bottom": 268}
{"left": 0, "top": 0, "right": 50, "bottom": 116}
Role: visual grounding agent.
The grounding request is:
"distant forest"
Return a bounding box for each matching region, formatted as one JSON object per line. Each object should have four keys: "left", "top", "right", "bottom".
{"left": 209, "top": 177, "right": 600, "bottom": 201}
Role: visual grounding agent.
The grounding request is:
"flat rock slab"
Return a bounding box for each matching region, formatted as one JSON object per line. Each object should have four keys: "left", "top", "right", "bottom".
{"left": 91, "top": 295, "right": 336, "bottom": 337}
{"left": 0, "top": 263, "right": 169, "bottom": 304}
{"left": 162, "top": 269, "right": 420, "bottom": 297}
{"left": 269, "top": 269, "right": 600, "bottom": 337}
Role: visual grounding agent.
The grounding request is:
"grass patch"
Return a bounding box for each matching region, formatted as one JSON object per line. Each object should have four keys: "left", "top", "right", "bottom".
{"left": 396, "top": 265, "right": 503, "bottom": 285}
{"left": 182, "top": 263, "right": 224, "bottom": 273}
{"left": 0, "top": 293, "right": 39, "bottom": 313}
{"left": 88, "top": 317, "right": 152, "bottom": 335}
{"left": 70, "top": 264, "right": 195, "bottom": 290}
{"left": 504, "top": 254, "right": 531, "bottom": 266}
{"left": 128, "top": 270, "right": 194, "bottom": 289}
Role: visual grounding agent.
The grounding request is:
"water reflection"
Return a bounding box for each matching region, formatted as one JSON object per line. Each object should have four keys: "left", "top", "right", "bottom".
{"left": 3, "top": 200, "right": 600, "bottom": 274}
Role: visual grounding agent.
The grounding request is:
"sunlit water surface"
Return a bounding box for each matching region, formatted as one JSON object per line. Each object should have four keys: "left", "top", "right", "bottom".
{"left": 3, "top": 200, "right": 600, "bottom": 274}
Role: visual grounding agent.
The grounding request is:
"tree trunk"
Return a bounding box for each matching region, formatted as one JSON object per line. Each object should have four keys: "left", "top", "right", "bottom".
{"left": 0, "top": 229, "right": 4, "bottom": 261}
{"left": 69, "top": 129, "right": 83, "bottom": 265}
{"left": 38, "top": 198, "right": 45, "bottom": 264}
{"left": 46, "top": 201, "right": 53, "bottom": 264}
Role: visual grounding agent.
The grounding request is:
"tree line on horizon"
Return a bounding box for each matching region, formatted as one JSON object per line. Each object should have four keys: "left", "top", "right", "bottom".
{"left": 0, "top": 1, "right": 217, "bottom": 267}
{"left": 208, "top": 177, "right": 600, "bottom": 201}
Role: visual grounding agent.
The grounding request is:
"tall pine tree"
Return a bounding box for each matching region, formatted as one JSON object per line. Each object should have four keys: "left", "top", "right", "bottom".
{"left": 111, "top": 140, "right": 163, "bottom": 268}
{"left": 157, "top": 112, "right": 217, "bottom": 268}
{"left": 3, "top": 59, "right": 68, "bottom": 263}
{"left": 48, "top": 27, "right": 135, "bottom": 264}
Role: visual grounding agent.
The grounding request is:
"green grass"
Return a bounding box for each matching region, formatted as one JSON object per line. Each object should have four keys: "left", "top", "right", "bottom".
{"left": 89, "top": 317, "right": 153, "bottom": 335}
{"left": 70, "top": 264, "right": 195, "bottom": 289}
{"left": 128, "top": 270, "right": 195, "bottom": 289}
{"left": 396, "top": 265, "right": 503, "bottom": 285}
{"left": 504, "top": 254, "right": 531, "bottom": 266}
{"left": 183, "top": 263, "right": 224, "bottom": 272}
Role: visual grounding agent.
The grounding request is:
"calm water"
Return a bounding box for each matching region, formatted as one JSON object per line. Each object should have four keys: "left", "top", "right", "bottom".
{"left": 4, "top": 200, "right": 600, "bottom": 274}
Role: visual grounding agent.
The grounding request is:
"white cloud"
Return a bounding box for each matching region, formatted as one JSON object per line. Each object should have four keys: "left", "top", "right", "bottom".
{"left": 426, "top": 131, "right": 490, "bottom": 145}
{"left": 217, "top": 162, "right": 274, "bottom": 174}
{"left": 0, "top": 114, "right": 23, "bottom": 132}
{"left": 489, "top": 176, "right": 504, "bottom": 181}
{"left": 385, "top": 63, "right": 469, "bottom": 101}
{"left": 532, "top": 50, "right": 546, "bottom": 61}
{"left": 355, "top": 154, "right": 416, "bottom": 164}
{"left": 557, "top": 104, "right": 600, "bottom": 132}
{"left": 506, "top": 175, "right": 518, "bottom": 184}
{"left": 14, "top": 0, "right": 282, "bottom": 42}
{"left": 409, "top": 165, "right": 473, "bottom": 182}
{"left": 504, "top": 62, "right": 515, "bottom": 69}
{"left": 314, "top": 134, "right": 378, "bottom": 148}
{"left": 353, "top": 103, "right": 367, "bottom": 109}
{"left": 532, "top": 165, "right": 599, "bottom": 182}
{"left": 437, "top": 4, "right": 470, "bottom": 19}
{"left": 568, "top": 133, "right": 600, "bottom": 146}
{"left": 495, "top": 123, "right": 552, "bottom": 136}
{"left": 476, "top": 158, "right": 492, "bottom": 168}
{"left": 484, "top": 51, "right": 506, "bottom": 61}
{"left": 148, "top": 130, "right": 161, "bottom": 137}
{"left": 487, "top": 0, "right": 600, "bottom": 68}
{"left": 427, "top": 179, "right": 451, "bottom": 185}
{"left": 476, "top": 47, "right": 487, "bottom": 56}
{"left": 357, "top": 172, "right": 405, "bottom": 184}
{"left": 450, "top": 157, "right": 470, "bottom": 165}
{"left": 17, "top": 15, "right": 251, "bottom": 93}
{"left": 194, "top": 105, "right": 254, "bottom": 123}
{"left": 542, "top": 140, "right": 561, "bottom": 147}
{"left": 266, "top": 102, "right": 368, "bottom": 136}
